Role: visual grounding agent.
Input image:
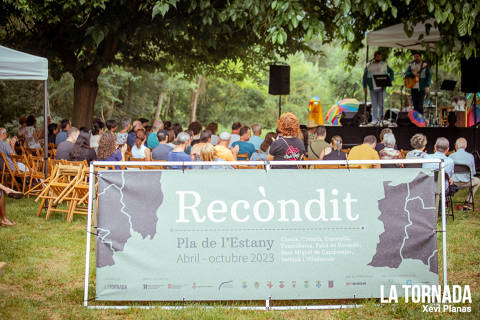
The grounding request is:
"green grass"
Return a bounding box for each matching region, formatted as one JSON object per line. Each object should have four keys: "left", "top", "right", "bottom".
{"left": 0, "top": 190, "right": 478, "bottom": 319}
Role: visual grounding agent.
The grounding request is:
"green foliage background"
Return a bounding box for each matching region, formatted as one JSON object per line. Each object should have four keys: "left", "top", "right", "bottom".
{"left": 0, "top": 42, "right": 464, "bottom": 134}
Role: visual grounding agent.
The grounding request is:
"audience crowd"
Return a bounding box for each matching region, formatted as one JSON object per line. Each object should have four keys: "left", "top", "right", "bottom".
{"left": 0, "top": 111, "right": 478, "bottom": 213}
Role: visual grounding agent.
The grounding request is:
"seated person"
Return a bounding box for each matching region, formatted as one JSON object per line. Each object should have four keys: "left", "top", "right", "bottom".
{"left": 167, "top": 132, "right": 192, "bottom": 169}
{"left": 147, "top": 120, "right": 164, "bottom": 149}
{"left": 24, "top": 115, "right": 41, "bottom": 150}
{"left": 406, "top": 133, "right": 427, "bottom": 159}
{"left": 248, "top": 123, "right": 263, "bottom": 151}
{"left": 267, "top": 112, "right": 306, "bottom": 169}
{"left": 97, "top": 132, "right": 127, "bottom": 162}
{"left": 0, "top": 128, "right": 19, "bottom": 172}
{"left": 449, "top": 137, "right": 479, "bottom": 209}
{"left": 190, "top": 130, "right": 211, "bottom": 161}
{"left": 90, "top": 119, "right": 104, "bottom": 153}
{"left": 322, "top": 135, "right": 347, "bottom": 161}
{"left": 307, "top": 126, "right": 329, "bottom": 160}
{"left": 69, "top": 128, "right": 96, "bottom": 164}
{"left": 131, "top": 129, "right": 151, "bottom": 160}
{"left": 231, "top": 126, "right": 256, "bottom": 160}
{"left": 116, "top": 117, "right": 131, "bottom": 145}
{"left": 423, "top": 137, "right": 455, "bottom": 193}
{"left": 228, "top": 122, "right": 242, "bottom": 147}
{"left": 347, "top": 135, "right": 380, "bottom": 168}
{"left": 378, "top": 133, "right": 402, "bottom": 167}
{"left": 375, "top": 128, "right": 394, "bottom": 153}
{"left": 47, "top": 123, "right": 59, "bottom": 145}
{"left": 206, "top": 122, "right": 219, "bottom": 146}
{"left": 198, "top": 143, "right": 232, "bottom": 169}
{"left": 55, "top": 127, "right": 79, "bottom": 160}
{"left": 152, "top": 130, "right": 173, "bottom": 160}
{"left": 214, "top": 132, "right": 238, "bottom": 161}
{"left": 55, "top": 119, "right": 71, "bottom": 145}
{"left": 251, "top": 132, "right": 277, "bottom": 161}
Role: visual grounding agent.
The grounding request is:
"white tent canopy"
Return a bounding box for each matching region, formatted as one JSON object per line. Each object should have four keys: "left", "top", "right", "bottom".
{"left": 0, "top": 45, "right": 48, "bottom": 80}
{"left": 0, "top": 44, "right": 49, "bottom": 177}
{"left": 366, "top": 19, "right": 441, "bottom": 51}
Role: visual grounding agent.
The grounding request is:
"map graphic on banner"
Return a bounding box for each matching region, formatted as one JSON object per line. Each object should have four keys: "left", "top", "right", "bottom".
{"left": 96, "top": 172, "right": 163, "bottom": 267}
{"left": 95, "top": 169, "right": 439, "bottom": 301}
{"left": 368, "top": 172, "right": 438, "bottom": 274}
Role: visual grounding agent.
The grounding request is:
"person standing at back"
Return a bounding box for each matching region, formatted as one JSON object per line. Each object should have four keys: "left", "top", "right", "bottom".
{"left": 362, "top": 51, "right": 394, "bottom": 124}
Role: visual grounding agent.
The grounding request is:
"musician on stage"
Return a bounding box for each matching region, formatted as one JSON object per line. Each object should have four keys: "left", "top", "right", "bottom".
{"left": 404, "top": 51, "right": 431, "bottom": 114}
{"left": 362, "top": 51, "right": 394, "bottom": 124}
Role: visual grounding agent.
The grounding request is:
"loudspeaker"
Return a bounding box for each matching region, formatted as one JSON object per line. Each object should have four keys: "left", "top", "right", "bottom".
{"left": 341, "top": 112, "right": 364, "bottom": 127}
{"left": 269, "top": 64, "right": 290, "bottom": 95}
{"left": 461, "top": 57, "right": 480, "bottom": 93}
{"left": 396, "top": 112, "right": 413, "bottom": 127}
{"left": 384, "top": 110, "right": 398, "bottom": 121}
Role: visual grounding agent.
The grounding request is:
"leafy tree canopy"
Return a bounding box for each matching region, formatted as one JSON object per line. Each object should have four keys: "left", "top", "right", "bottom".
{"left": 0, "top": 0, "right": 478, "bottom": 126}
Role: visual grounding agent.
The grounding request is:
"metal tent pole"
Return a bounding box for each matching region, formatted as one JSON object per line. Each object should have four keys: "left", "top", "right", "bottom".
{"left": 43, "top": 80, "right": 48, "bottom": 178}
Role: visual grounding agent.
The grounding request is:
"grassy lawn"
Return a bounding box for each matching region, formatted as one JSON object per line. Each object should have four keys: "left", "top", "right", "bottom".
{"left": 0, "top": 189, "right": 478, "bottom": 319}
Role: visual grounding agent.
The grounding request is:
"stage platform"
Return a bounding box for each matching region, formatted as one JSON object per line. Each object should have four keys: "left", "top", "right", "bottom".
{"left": 324, "top": 126, "right": 480, "bottom": 168}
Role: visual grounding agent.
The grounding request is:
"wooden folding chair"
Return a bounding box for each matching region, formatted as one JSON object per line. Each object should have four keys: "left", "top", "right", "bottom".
{"left": 47, "top": 158, "right": 63, "bottom": 176}
{"left": 35, "top": 163, "right": 83, "bottom": 219}
{"left": 236, "top": 153, "right": 250, "bottom": 161}
{"left": 23, "top": 155, "right": 46, "bottom": 197}
{"left": 0, "top": 152, "right": 23, "bottom": 192}
{"left": 142, "top": 159, "right": 166, "bottom": 170}
{"left": 59, "top": 167, "right": 92, "bottom": 222}
{"left": 314, "top": 164, "right": 341, "bottom": 169}
{"left": 127, "top": 157, "right": 146, "bottom": 170}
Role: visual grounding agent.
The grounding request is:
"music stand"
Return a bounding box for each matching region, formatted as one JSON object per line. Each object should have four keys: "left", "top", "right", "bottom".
{"left": 373, "top": 74, "right": 392, "bottom": 126}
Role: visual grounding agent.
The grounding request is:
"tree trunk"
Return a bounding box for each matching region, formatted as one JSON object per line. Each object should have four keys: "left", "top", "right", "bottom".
{"left": 189, "top": 76, "right": 204, "bottom": 123}
{"left": 105, "top": 100, "right": 115, "bottom": 120}
{"left": 126, "top": 79, "right": 133, "bottom": 111}
{"left": 168, "top": 93, "right": 175, "bottom": 120}
{"left": 72, "top": 67, "right": 101, "bottom": 128}
{"left": 154, "top": 91, "right": 166, "bottom": 121}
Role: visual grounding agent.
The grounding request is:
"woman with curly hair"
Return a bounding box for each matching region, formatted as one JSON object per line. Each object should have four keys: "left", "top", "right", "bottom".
{"left": 267, "top": 112, "right": 306, "bottom": 168}
{"left": 406, "top": 133, "right": 427, "bottom": 159}
{"left": 97, "top": 132, "right": 127, "bottom": 162}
